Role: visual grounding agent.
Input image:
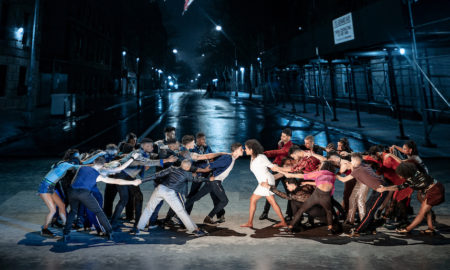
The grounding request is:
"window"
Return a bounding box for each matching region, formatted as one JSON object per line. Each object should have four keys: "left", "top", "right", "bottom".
{"left": 17, "top": 66, "right": 27, "bottom": 96}
{"left": 0, "top": 3, "right": 9, "bottom": 39}
{"left": 0, "top": 65, "right": 7, "bottom": 96}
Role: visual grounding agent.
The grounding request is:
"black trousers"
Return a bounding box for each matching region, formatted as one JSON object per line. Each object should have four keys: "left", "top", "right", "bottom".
{"left": 128, "top": 185, "right": 143, "bottom": 223}
{"left": 291, "top": 188, "right": 334, "bottom": 227}
{"left": 184, "top": 181, "right": 228, "bottom": 218}
{"left": 63, "top": 188, "right": 112, "bottom": 235}
{"left": 291, "top": 201, "right": 328, "bottom": 224}
{"left": 103, "top": 183, "right": 117, "bottom": 218}
{"left": 355, "top": 190, "right": 389, "bottom": 233}
{"left": 263, "top": 177, "right": 292, "bottom": 217}
{"left": 126, "top": 191, "right": 135, "bottom": 220}
{"left": 187, "top": 182, "right": 204, "bottom": 199}
{"left": 111, "top": 185, "right": 129, "bottom": 226}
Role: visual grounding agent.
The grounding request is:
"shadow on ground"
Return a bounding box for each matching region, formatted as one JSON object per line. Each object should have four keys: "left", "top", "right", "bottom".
{"left": 248, "top": 221, "right": 450, "bottom": 246}
{"left": 17, "top": 222, "right": 246, "bottom": 253}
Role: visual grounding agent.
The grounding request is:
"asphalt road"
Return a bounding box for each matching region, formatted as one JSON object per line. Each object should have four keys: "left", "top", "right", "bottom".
{"left": 0, "top": 90, "right": 449, "bottom": 270}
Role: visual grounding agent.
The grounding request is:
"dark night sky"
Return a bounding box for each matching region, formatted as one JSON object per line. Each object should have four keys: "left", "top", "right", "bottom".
{"left": 158, "top": 0, "right": 210, "bottom": 72}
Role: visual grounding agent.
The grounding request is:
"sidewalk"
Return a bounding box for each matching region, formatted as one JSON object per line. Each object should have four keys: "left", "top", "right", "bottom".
{"left": 222, "top": 91, "right": 450, "bottom": 158}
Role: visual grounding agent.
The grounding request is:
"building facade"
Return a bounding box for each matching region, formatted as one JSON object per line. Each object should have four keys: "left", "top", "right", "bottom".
{"left": 0, "top": 0, "right": 38, "bottom": 109}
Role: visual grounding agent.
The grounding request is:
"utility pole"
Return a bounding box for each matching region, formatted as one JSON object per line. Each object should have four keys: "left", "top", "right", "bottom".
{"left": 26, "top": 0, "right": 40, "bottom": 127}
{"left": 407, "top": 0, "right": 434, "bottom": 147}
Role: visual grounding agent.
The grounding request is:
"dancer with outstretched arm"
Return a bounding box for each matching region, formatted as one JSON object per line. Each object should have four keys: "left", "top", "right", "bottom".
{"left": 240, "top": 139, "right": 287, "bottom": 228}
{"left": 62, "top": 156, "right": 141, "bottom": 242}
{"left": 133, "top": 160, "right": 210, "bottom": 236}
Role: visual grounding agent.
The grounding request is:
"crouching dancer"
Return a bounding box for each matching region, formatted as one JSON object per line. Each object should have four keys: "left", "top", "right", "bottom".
{"left": 133, "top": 160, "right": 210, "bottom": 236}
{"left": 280, "top": 161, "right": 338, "bottom": 233}
{"left": 62, "top": 157, "right": 141, "bottom": 242}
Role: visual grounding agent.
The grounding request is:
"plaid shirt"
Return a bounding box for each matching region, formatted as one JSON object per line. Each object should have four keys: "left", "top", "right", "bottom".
{"left": 290, "top": 156, "right": 320, "bottom": 173}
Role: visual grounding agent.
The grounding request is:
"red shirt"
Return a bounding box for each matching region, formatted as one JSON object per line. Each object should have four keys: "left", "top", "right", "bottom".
{"left": 291, "top": 156, "right": 321, "bottom": 173}
{"left": 264, "top": 140, "right": 293, "bottom": 166}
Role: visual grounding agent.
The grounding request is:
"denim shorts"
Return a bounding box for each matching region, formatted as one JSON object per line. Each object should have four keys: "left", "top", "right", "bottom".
{"left": 38, "top": 179, "right": 56, "bottom": 194}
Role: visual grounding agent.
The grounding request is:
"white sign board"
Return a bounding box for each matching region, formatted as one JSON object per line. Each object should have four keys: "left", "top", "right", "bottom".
{"left": 333, "top": 13, "right": 355, "bottom": 44}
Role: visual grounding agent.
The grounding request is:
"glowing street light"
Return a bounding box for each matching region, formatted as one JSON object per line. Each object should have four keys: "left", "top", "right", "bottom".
{"left": 240, "top": 67, "right": 245, "bottom": 73}
{"left": 122, "top": 51, "right": 126, "bottom": 56}
{"left": 215, "top": 25, "right": 222, "bottom": 31}
{"left": 399, "top": 48, "right": 406, "bottom": 55}
{"left": 172, "top": 49, "right": 178, "bottom": 54}
{"left": 15, "top": 27, "right": 24, "bottom": 40}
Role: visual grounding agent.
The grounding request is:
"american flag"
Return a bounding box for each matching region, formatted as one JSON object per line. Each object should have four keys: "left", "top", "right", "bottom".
{"left": 182, "top": 0, "right": 194, "bottom": 15}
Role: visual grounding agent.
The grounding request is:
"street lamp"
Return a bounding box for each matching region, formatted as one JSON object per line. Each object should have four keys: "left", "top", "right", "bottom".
{"left": 399, "top": 48, "right": 406, "bottom": 55}
{"left": 15, "top": 27, "right": 24, "bottom": 41}
{"left": 172, "top": 49, "right": 178, "bottom": 54}
{"left": 122, "top": 51, "right": 126, "bottom": 56}
{"left": 197, "top": 73, "right": 201, "bottom": 77}
{"left": 215, "top": 25, "right": 222, "bottom": 31}
{"left": 136, "top": 57, "right": 140, "bottom": 101}
{"left": 201, "top": 53, "right": 205, "bottom": 57}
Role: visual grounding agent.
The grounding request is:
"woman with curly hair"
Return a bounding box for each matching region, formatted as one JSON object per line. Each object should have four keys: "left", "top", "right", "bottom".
{"left": 240, "top": 139, "right": 287, "bottom": 228}
{"left": 380, "top": 162, "right": 445, "bottom": 234}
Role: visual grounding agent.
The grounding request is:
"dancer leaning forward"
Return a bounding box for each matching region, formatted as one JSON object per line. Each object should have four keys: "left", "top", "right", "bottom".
{"left": 133, "top": 160, "right": 211, "bottom": 237}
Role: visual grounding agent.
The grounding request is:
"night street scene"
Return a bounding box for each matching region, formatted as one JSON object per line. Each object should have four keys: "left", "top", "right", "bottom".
{"left": 1, "top": 0, "right": 450, "bottom": 269}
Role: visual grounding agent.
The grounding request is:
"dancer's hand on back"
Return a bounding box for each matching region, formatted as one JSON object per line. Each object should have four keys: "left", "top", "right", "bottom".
{"left": 261, "top": 181, "right": 270, "bottom": 189}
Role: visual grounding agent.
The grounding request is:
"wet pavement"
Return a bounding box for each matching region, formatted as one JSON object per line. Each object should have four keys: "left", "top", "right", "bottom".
{"left": 0, "top": 90, "right": 449, "bottom": 269}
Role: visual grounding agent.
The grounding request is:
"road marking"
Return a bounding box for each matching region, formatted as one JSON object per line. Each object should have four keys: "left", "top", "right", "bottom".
{"left": 138, "top": 107, "right": 172, "bottom": 140}
{"left": 138, "top": 93, "right": 186, "bottom": 140}
{"left": 67, "top": 95, "right": 165, "bottom": 151}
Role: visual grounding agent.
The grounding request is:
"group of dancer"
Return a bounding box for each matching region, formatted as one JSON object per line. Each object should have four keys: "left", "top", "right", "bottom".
{"left": 37, "top": 126, "right": 445, "bottom": 242}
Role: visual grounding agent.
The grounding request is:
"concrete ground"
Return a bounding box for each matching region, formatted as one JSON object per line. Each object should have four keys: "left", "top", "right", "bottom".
{"left": 0, "top": 90, "right": 449, "bottom": 269}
